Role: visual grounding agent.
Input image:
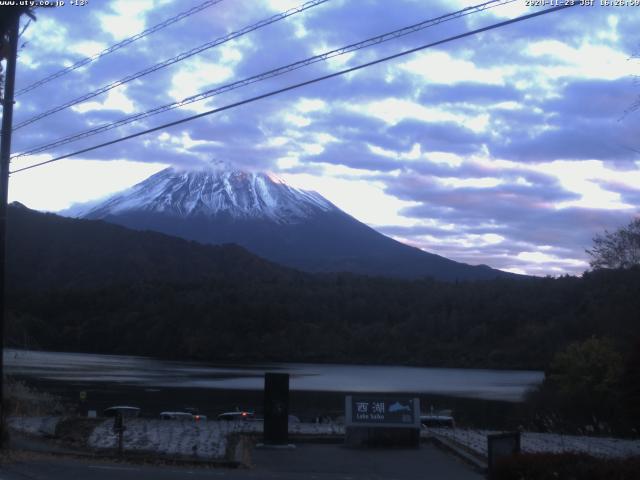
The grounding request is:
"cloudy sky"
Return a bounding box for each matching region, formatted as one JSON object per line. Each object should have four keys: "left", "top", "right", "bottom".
{"left": 5, "top": 0, "right": 640, "bottom": 276}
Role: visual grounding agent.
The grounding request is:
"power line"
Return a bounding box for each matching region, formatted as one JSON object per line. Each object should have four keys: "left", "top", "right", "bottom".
{"left": 13, "top": 0, "right": 515, "bottom": 158}
{"left": 10, "top": 3, "right": 577, "bottom": 175}
{"left": 15, "top": 0, "right": 225, "bottom": 97}
{"left": 12, "top": 0, "right": 331, "bottom": 131}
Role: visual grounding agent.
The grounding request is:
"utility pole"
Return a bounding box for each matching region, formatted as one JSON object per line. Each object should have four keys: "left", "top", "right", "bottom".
{"left": 0, "top": 10, "right": 21, "bottom": 449}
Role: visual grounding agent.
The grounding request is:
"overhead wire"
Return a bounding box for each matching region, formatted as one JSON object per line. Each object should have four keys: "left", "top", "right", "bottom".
{"left": 15, "top": 0, "right": 226, "bottom": 96}
{"left": 12, "top": 0, "right": 332, "bottom": 131}
{"left": 13, "top": 0, "right": 516, "bottom": 158}
{"left": 10, "top": 3, "right": 578, "bottom": 175}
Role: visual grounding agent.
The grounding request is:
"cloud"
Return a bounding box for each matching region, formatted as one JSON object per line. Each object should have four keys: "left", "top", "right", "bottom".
{"left": 387, "top": 119, "right": 484, "bottom": 156}
{"left": 489, "top": 78, "right": 639, "bottom": 163}
{"left": 10, "top": 0, "right": 640, "bottom": 276}
{"left": 98, "top": 0, "right": 155, "bottom": 40}
{"left": 8, "top": 159, "right": 166, "bottom": 211}
{"left": 71, "top": 85, "right": 136, "bottom": 115}
{"left": 399, "top": 50, "right": 509, "bottom": 85}
{"left": 168, "top": 59, "right": 235, "bottom": 112}
{"left": 419, "top": 82, "right": 523, "bottom": 105}
{"left": 524, "top": 40, "right": 631, "bottom": 81}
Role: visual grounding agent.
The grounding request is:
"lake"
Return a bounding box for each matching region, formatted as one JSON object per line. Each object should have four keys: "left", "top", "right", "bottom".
{"left": 5, "top": 348, "right": 544, "bottom": 426}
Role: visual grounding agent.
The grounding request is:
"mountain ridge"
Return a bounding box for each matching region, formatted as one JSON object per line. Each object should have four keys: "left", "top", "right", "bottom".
{"left": 63, "top": 163, "right": 516, "bottom": 281}
{"left": 7, "top": 202, "right": 295, "bottom": 291}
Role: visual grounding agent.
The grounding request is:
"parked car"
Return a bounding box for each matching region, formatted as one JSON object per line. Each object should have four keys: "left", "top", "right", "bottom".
{"left": 160, "top": 411, "right": 207, "bottom": 422}
{"left": 217, "top": 411, "right": 255, "bottom": 421}
{"left": 103, "top": 406, "right": 140, "bottom": 418}
{"left": 420, "top": 411, "right": 455, "bottom": 428}
{"left": 288, "top": 415, "right": 301, "bottom": 424}
{"left": 160, "top": 411, "right": 192, "bottom": 421}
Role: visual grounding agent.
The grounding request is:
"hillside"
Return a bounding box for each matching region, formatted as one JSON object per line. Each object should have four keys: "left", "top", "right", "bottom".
{"left": 7, "top": 202, "right": 296, "bottom": 291}
{"left": 6, "top": 203, "right": 640, "bottom": 369}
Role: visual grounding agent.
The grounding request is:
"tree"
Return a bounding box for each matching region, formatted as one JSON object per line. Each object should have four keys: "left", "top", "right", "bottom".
{"left": 524, "top": 337, "right": 625, "bottom": 433}
{"left": 547, "top": 337, "right": 623, "bottom": 401}
{"left": 620, "top": 339, "right": 640, "bottom": 433}
{"left": 586, "top": 217, "right": 640, "bottom": 270}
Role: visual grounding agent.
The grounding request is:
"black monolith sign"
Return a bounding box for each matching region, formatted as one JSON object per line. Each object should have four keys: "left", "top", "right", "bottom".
{"left": 264, "top": 372, "right": 289, "bottom": 445}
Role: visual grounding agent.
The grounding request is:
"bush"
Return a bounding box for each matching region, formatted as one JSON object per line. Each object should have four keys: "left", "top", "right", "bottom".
{"left": 4, "top": 377, "right": 63, "bottom": 416}
{"left": 621, "top": 339, "right": 640, "bottom": 433}
{"left": 523, "top": 337, "right": 624, "bottom": 434}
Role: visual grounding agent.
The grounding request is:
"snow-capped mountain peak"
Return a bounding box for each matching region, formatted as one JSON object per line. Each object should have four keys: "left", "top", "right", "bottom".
{"left": 68, "top": 164, "right": 337, "bottom": 224}
{"left": 58, "top": 161, "right": 513, "bottom": 281}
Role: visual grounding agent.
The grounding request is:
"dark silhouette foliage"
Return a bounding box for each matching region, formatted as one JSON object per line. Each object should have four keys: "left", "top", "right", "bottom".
{"left": 493, "top": 453, "right": 640, "bottom": 480}
{"left": 524, "top": 338, "right": 626, "bottom": 433}
{"left": 5, "top": 204, "right": 640, "bottom": 374}
{"left": 587, "top": 217, "right": 640, "bottom": 270}
{"left": 621, "top": 339, "right": 640, "bottom": 433}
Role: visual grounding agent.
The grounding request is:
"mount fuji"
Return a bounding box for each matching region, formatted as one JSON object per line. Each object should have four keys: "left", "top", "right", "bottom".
{"left": 64, "top": 163, "right": 512, "bottom": 281}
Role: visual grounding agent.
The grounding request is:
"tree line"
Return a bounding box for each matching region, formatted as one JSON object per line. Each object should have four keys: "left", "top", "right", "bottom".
{"left": 5, "top": 205, "right": 640, "bottom": 372}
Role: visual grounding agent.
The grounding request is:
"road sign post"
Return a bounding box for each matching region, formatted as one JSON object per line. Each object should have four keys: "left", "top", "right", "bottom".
{"left": 113, "top": 412, "right": 125, "bottom": 455}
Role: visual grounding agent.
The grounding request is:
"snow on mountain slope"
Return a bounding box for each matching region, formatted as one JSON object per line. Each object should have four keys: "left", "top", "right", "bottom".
{"left": 68, "top": 163, "right": 336, "bottom": 224}
{"left": 60, "top": 161, "right": 515, "bottom": 280}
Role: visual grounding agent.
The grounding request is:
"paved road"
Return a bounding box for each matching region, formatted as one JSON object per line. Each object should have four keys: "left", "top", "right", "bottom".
{"left": 0, "top": 444, "right": 483, "bottom": 480}
{"left": 250, "top": 443, "right": 484, "bottom": 479}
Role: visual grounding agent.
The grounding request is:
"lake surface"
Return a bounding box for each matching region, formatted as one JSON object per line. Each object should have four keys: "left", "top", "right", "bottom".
{"left": 5, "top": 348, "right": 543, "bottom": 402}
